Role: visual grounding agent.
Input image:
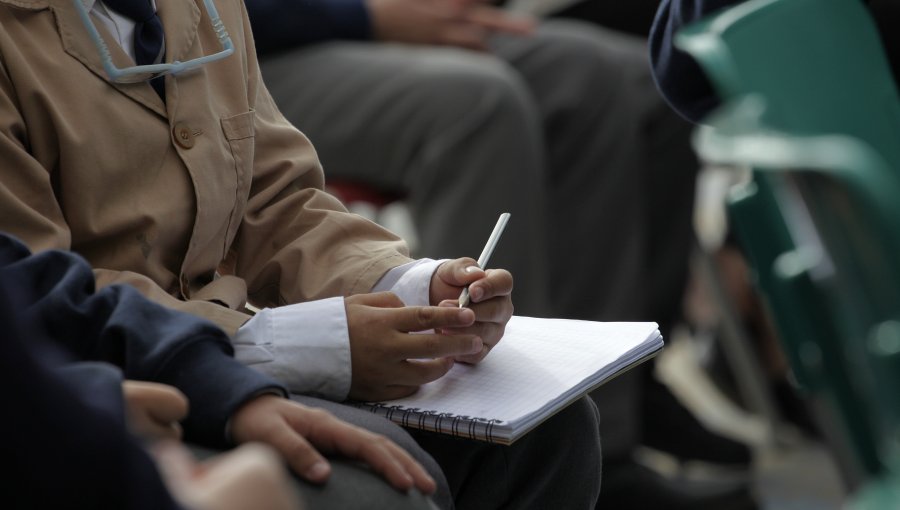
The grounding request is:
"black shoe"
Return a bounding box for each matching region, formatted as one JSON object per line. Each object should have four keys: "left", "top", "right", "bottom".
{"left": 597, "top": 459, "right": 758, "bottom": 510}
{"left": 642, "top": 375, "right": 753, "bottom": 467}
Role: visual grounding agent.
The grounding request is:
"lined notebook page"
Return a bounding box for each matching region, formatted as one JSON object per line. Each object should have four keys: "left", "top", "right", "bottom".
{"left": 355, "top": 316, "right": 662, "bottom": 443}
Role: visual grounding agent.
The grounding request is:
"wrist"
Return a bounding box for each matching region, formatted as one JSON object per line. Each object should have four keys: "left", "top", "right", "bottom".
{"left": 229, "top": 393, "right": 285, "bottom": 444}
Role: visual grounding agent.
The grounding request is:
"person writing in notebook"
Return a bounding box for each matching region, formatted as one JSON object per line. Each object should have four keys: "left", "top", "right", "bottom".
{"left": 0, "top": 0, "right": 602, "bottom": 508}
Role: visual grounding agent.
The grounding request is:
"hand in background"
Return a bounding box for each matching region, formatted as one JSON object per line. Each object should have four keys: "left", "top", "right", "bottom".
{"left": 345, "top": 291, "right": 482, "bottom": 401}
{"left": 430, "top": 257, "right": 514, "bottom": 364}
{"left": 367, "top": 0, "right": 535, "bottom": 51}
{"left": 123, "top": 380, "right": 189, "bottom": 441}
{"left": 153, "top": 440, "right": 301, "bottom": 510}
{"left": 229, "top": 395, "right": 437, "bottom": 494}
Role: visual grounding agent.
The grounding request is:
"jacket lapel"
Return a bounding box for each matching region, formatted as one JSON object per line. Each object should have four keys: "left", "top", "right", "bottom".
{"left": 157, "top": 0, "right": 201, "bottom": 68}
{"left": 155, "top": 0, "right": 201, "bottom": 110}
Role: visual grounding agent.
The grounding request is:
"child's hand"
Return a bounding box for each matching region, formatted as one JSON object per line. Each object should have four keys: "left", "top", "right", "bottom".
{"left": 230, "top": 395, "right": 437, "bottom": 495}
{"left": 429, "top": 257, "right": 514, "bottom": 363}
{"left": 122, "top": 380, "right": 189, "bottom": 441}
{"left": 344, "top": 291, "right": 481, "bottom": 401}
{"left": 152, "top": 440, "right": 301, "bottom": 510}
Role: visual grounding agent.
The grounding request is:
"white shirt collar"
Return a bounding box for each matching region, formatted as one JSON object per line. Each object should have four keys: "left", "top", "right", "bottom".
{"left": 83, "top": 0, "right": 161, "bottom": 62}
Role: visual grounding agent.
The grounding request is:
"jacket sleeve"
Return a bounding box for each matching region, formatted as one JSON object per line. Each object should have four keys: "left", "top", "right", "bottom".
{"left": 232, "top": 0, "right": 413, "bottom": 309}
{"left": 245, "top": 0, "right": 373, "bottom": 54}
{"left": 0, "top": 233, "right": 286, "bottom": 448}
{"left": 0, "top": 287, "right": 186, "bottom": 510}
{"left": 648, "top": 0, "right": 739, "bottom": 123}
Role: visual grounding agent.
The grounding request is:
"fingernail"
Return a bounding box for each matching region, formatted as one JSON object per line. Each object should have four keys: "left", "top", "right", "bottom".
{"left": 470, "top": 286, "right": 483, "bottom": 301}
{"left": 470, "top": 337, "right": 483, "bottom": 354}
{"left": 306, "top": 461, "right": 330, "bottom": 480}
{"left": 464, "top": 266, "right": 480, "bottom": 274}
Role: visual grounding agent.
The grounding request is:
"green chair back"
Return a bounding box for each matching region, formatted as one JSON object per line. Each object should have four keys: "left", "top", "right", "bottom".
{"left": 677, "top": 0, "right": 900, "bottom": 169}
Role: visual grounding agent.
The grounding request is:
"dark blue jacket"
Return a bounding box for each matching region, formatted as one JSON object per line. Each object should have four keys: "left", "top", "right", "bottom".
{"left": 2, "top": 309, "right": 186, "bottom": 509}
{"left": 246, "top": 0, "right": 373, "bottom": 54}
{"left": 0, "top": 233, "right": 284, "bottom": 446}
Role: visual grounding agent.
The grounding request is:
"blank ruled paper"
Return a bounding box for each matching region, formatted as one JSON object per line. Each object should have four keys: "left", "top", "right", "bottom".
{"left": 353, "top": 316, "right": 663, "bottom": 444}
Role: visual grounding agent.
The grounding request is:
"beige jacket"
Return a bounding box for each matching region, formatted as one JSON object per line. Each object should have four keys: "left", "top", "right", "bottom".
{"left": 0, "top": 0, "right": 410, "bottom": 334}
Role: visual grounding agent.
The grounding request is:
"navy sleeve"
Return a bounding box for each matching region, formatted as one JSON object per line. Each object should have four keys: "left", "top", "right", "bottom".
{"left": 246, "top": 0, "right": 373, "bottom": 55}
{"left": 648, "top": 0, "right": 738, "bottom": 123}
{"left": 869, "top": 0, "right": 900, "bottom": 87}
{"left": 0, "top": 233, "right": 287, "bottom": 448}
{"left": 0, "top": 292, "right": 186, "bottom": 510}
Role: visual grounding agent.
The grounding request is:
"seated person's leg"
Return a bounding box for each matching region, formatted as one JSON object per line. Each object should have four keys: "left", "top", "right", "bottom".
{"left": 489, "top": 18, "right": 660, "bottom": 468}
{"left": 189, "top": 442, "right": 438, "bottom": 510}
{"left": 489, "top": 20, "right": 653, "bottom": 322}
{"left": 488, "top": 19, "right": 755, "bottom": 507}
{"left": 409, "top": 396, "right": 602, "bottom": 510}
{"left": 259, "top": 43, "right": 551, "bottom": 317}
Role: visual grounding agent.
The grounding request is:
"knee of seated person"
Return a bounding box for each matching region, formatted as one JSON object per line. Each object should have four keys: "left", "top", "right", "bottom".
{"left": 409, "top": 49, "right": 537, "bottom": 126}
{"left": 556, "top": 396, "right": 601, "bottom": 445}
{"left": 530, "top": 396, "right": 601, "bottom": 465}
{"left": 287, "top": 396, "right": 446, "bottom": 488}
{"left": 562, "top": 398, "right": 603, "bottom": 484}
{"left": 339, "top": 408, "right": 435, "bottom": 468}
{"left": 534, "top": 20, "right": 653, "bottom": 86}
{"left": 519, "top": 396, "right": 602, "bottom": 499}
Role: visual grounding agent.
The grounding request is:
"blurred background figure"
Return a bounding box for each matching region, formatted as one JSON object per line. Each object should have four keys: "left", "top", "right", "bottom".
{"left": 648, "top": 0, "right": 900, "bottom": 509}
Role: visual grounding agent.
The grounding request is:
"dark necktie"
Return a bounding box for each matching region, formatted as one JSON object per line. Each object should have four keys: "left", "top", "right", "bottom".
{"left": 102, "top": 0, "right": 166, "bottom": 100}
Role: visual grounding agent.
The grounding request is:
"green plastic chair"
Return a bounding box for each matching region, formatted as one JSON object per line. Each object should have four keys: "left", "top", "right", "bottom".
{"left": 674, "top": 0, "right": 900, "bottom": 505}
{"left": 677, "top": 0, "right": 900, "bottom": 168}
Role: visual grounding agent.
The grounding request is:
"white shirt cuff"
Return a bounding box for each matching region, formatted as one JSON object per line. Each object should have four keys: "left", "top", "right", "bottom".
{"left": 232, "top": 297, "right": 351, "bottom": 401}
{"left": 373, "top": 258, "right": 445, "bottom": 306}
{"left": 232, "top": 259, "right": 444, "bottom": 402}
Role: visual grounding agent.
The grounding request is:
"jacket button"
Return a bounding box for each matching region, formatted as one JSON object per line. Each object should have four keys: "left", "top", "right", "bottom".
{"left": 173, "top": 122, "right": 195, "bottom": 149}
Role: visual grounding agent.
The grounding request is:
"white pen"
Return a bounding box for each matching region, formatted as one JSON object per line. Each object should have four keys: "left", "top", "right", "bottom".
{"left": 458, "top": 212, "right": 511, "bottom": 308}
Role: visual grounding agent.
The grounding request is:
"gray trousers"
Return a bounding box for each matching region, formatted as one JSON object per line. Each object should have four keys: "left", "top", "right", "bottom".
{"left": 261, "top": 16, "right": 695, "bottom": 489}
{"left": 289, "top": 394, "right": 602, "bottom": 510}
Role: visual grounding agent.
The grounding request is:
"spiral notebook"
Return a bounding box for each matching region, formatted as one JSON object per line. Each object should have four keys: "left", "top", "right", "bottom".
{"left": 352, "top": 316, "right": 663, "bottom": 445}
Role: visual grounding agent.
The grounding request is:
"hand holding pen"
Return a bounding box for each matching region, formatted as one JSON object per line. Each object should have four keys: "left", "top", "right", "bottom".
{"left": 343, "top": 213, "right": 515, "bottom": 402}
{"left": 429, "top": 213, "right": 514, "bottom": 364}
{"left": 458, "top": 212, "right": 510, "bottom": 308}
